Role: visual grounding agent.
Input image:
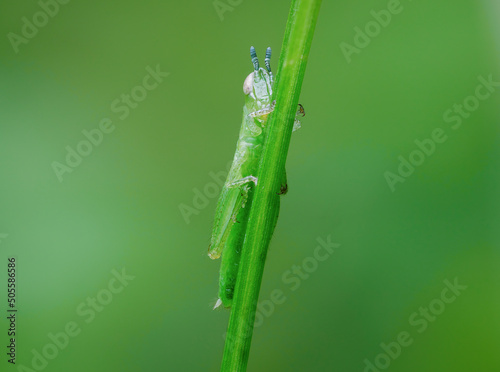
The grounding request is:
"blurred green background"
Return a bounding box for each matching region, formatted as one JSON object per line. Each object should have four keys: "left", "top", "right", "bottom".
{"left": 1, "top": 0, "right": 499, "bottom": 371}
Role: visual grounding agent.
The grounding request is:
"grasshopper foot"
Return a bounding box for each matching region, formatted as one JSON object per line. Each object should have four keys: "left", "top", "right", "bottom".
{"left": 278, "top": 183, "right": 288, "bottom": 195}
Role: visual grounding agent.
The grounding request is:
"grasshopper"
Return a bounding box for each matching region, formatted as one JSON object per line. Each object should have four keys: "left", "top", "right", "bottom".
{"left": 209, "top": 46, "right": 305, "bottom": 309}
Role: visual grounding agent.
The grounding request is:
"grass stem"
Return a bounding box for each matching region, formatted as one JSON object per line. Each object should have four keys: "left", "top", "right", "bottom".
{"left": 219, "top": 0, "right": 322, "bottom": 371}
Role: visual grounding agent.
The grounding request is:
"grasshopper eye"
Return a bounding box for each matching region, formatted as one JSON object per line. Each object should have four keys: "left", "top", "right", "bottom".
{"left": 243, "top": 72, "right": 254, "bottom": 95}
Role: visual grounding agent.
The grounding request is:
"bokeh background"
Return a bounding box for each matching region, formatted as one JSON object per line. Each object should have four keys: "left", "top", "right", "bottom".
{"left": 1, "top": 0, "right": 499, "bottom": 371}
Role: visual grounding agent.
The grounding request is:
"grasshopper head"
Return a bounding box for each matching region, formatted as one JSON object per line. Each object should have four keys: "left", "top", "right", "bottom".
{"left": 243, "top": 47, "right": 274, "bottom": 107}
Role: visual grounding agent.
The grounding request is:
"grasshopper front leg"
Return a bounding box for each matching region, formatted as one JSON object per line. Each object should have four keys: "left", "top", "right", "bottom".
{"left": 228, "top": 175, "right": 258, "bottom": 188}
{"left": 248, "top": 101, "right": 305, "bottom": 132}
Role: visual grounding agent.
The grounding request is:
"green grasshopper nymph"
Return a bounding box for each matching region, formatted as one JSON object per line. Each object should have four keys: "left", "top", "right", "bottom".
{"left": 209, "top": 46, "right": 305, "bottom": 309}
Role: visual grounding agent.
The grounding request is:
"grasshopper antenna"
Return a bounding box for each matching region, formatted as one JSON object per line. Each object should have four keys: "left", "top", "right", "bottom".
{"left": 250, "top": 46, "right": 259, "bottom": 71}
{"left": 265, "top": 47, "right": 272, "bottom": 72}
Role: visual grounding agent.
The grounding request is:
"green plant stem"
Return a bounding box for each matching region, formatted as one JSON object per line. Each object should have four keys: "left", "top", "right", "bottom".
{"left": 220, "top": 1, "right": 322, "bottom": 371}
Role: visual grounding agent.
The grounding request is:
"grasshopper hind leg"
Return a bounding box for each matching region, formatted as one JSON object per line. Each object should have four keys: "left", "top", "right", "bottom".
{"left": 216, "top": 185, "right": 255, "bottom": 308}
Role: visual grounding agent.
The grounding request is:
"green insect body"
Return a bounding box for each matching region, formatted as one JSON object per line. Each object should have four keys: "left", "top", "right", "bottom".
{"left": 209, "top": 47, "right": 304, "bottom": 309}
